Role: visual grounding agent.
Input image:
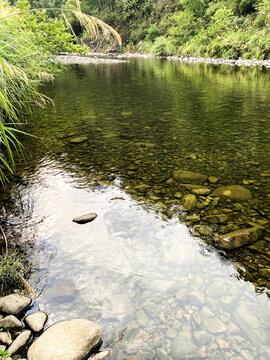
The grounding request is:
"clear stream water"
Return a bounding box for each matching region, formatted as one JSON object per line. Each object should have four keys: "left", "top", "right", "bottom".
{"left": 1, "top": 57, "right": 270, "bottom": 359}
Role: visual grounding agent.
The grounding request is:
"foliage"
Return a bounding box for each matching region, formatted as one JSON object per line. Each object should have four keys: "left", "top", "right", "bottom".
{"left": 0, "top": 252, "right": 23, "bottom": 288}
{"left": 62, "top": 0, "right": 270, "bottom": 60}
{"left": 0, "top": 349, "right": 11, "bottom": 359}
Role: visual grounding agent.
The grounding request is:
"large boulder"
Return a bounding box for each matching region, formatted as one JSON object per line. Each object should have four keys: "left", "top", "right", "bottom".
{"left": 0, "top": 294, "right": 31, "bottom": 315}
{"left": 215, "top": 227, "right": 264, "bottom": 250}
{"left": 213, "top": 185, "right": 251, "bottom": 202}
{"left": 27, "top": 319, "right": 102, "bottom": 360}
{"left": 172, "top": 170, "right": 207, "bottom": 184}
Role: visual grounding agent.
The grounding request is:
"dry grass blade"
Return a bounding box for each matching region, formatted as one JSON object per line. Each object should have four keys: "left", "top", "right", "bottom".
{"left": 0, "top": 225, "right": 8, "bottom": 255}
{"left": 0, "top": 7, "right": 122, "bottom": 47}
{"left": 72, "top": 10, "right": 122, "bottom": 46}
{"left": 61, "top": 11, "right": 77, "bottom": 39}
{"left": 18, "top": 273, "right": 39, "bottom": 300}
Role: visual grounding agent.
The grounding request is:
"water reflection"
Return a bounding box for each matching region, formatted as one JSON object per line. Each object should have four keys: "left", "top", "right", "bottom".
{"left": 2, "top": 58, "right": 270, "bottom": 359}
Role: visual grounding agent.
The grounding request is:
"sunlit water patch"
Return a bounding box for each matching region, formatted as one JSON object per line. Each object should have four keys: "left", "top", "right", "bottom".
{"left": 2, "top": 58, "right": 270, "bottom": 359}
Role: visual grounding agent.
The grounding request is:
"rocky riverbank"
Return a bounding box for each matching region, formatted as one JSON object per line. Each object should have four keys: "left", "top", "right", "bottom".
{"left": 57, "top": 52, "right": 270, "bottom": 68}
{"left": 0, "top": 294, "right": 110, "bottom": 360}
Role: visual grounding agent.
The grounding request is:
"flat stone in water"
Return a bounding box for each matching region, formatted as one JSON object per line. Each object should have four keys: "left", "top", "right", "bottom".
{"left": 91, "top": 350, "right": 111, "bottom": 359}
{"left": 171, "top": 333, "right": 199, "bottom": 359}
{"left": 192, "top": 187, "right": 211, "bottom": 195}
{"left": 69, "top": 136, "right": 88, "bottom": 144}
{"left": 152, "top": 173, "right": 171, "bottom": 183}
{"left": 73, "top": 213, "right": 97, "bottom": 224}
{"left": 7, "top": 330, "right": 32, "bottom": 355}
{"left": 172, "top": 169, "right": 208, "bottom": 184}
{"left": 203, "top": 317, "right": 227, "bottom": 334}
{"left": 213, "top": 185, "right": 252, "bottom": 202}
{"left": 0, "top": 294, "right": 31, "bottom": 315}
{"left": 203, "top": 214, "right": 228, "bottom": 224}
{"left": 25, "top": 312, "right": 48, "bottom": 333}
{"left": 215, "top": 227, "right": 264, "bottom": 250}
{"left": 27, "top": 319, "right": 102, "bottom": 360}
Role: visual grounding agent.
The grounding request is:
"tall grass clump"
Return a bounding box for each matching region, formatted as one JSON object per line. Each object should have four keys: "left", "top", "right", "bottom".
{"left": 0, "top": 0, "right": 121, "bottom": 185}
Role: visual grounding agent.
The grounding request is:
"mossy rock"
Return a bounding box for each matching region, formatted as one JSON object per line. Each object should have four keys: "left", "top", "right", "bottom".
{"left": 69, "top": 136, "right": 88, "bottom": 144}
{"left": 172, "top": 170, "right": 208, "bottom": 185}
{"left": 215, "top": 227, "right": 264, "bottom": 250}
{"left": 181, "top": 194, "right": 197, "bottom": 211}
{"left": 213, "top": 185, "right": 252, "bottom": 202}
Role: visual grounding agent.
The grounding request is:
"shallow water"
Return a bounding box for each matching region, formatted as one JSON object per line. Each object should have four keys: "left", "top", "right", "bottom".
{"left": 2, "top": 58, "right": 270, "bottom": 359}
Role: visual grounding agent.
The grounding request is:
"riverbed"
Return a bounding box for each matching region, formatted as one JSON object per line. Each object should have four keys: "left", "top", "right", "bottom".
{"left": 2, "top": 56, "right": 270, "bottom": 359}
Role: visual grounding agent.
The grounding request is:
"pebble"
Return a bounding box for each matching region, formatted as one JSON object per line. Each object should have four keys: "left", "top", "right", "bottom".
{"left": 72, "top": 213, "right": 97, "bottom": 224}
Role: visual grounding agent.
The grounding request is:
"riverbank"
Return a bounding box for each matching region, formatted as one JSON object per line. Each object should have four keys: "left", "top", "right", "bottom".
{"left": 57, "top": 52, "right": 270, "bottom": 68}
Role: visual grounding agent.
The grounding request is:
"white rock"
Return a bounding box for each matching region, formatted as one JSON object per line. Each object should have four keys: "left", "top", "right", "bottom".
{"left": 0, "top": 294, "right": 31, "bottom": 315}
{"left": 0, "top": 315, "right": 23, "bottom": 330}
{"left": 27, "top": 319, "right": 102, "bottom": 360}
{"left": 7, "top": 330, "right": 32, "bottom": 355}
{"left": 0, "top": 331, "right": 12, "bottom": 345}
{"left": 203, "top": 317, "right": 227, "bottom": 334}
{"left": 25, "top": 312, "right": 48, "bottom": 332}
{"left": 90, "top": 350, "right": 111, "bottom": 359}
{"left": 187, "top": 290, "right": 205, "bottom": 307}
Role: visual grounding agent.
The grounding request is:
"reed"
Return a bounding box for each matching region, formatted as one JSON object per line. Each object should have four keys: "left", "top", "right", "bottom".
{"left": 0, "top": 0, "right": 121, "bottom": 186}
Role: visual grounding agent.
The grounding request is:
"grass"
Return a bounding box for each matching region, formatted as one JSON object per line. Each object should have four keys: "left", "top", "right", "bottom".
{"left": 0, "top": 252, "right": 23, "bottom": 292}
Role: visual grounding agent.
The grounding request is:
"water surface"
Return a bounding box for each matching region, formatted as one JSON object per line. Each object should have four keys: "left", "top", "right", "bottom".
{"left": 2, "top": 58, "right": 270, "bottom": 359}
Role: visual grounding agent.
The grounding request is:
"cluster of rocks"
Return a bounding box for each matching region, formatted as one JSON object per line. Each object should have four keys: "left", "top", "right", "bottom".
{"left": 87, "top": 52, "right": 270, "bottom": 68}
{"left": 142, "top": 168, "right": 268, "bottom": 250}
{"left": 0, "top": 294, "right": 109, "bottom": 360}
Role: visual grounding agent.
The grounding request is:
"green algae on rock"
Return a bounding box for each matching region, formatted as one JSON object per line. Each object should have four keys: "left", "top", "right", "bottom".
{"left": 213, "top": 185, "right": 252, "bottom": 202}
{"left": 215, "top": 227, "right": 264, "bottom": 250}
{"left": 172, "top": 170, "right": 208, "bottom": 185}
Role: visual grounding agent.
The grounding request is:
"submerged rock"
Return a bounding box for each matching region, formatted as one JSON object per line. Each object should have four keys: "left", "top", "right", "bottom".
{"left": 91, "top": 350, "right": 111, "bottom": 360}
{"left": 172, "top": 169, "right": 208, "bottom": 184}
{"left": 208, "top": 176, "right": 219, "bottom": 184}
{"left": 134, "top": 184, "right": 150, "bottom": 193}
{"left": 213, "top": 185, "right": 252, "bottom": 202}
{"left": 215, "top": 227, "right": 264, "bottom": 250}
{"left": 171, "top": 333, "right": 199, "bottom": 359}
{"left": 203, "top": 214, "right": 228, "bottom": 224}
{"left": 0, "top": 294, "right": 31, "bottom": 315}
{"left": 192, "top": 187, "right": 211, "bottom": 195}
{"left": 73, "top": 213, "right": 97, "bottom": 224}
{"left": 27, "top": 319, "right": 102, "bottom": 360}
{"left": 69, "top": 136, "right": 88, "bottom": 144}
{"left": 181, "top": 194, "right": 197, "bottom": 210}
{"left": 152, "top": 173, "right": 171, "bottom": 183}
{"left": 7, "top": 330, "right": 32, "bottom": 355}
{"left": 25, "top": 312, "right": 48, "bottom": 333}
